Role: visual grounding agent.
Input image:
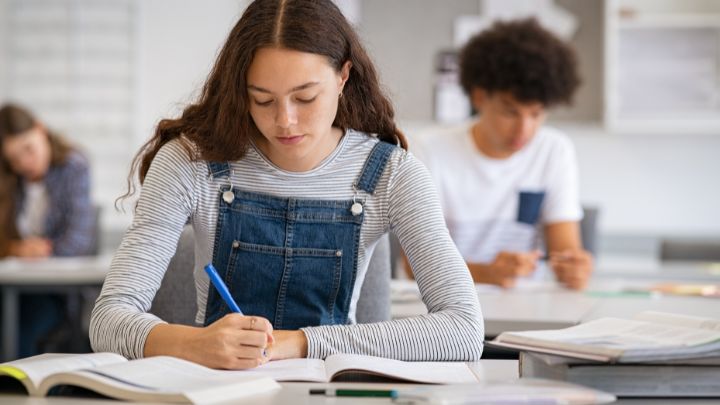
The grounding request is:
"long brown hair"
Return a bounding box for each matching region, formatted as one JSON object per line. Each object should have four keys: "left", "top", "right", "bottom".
{"left": 0, "top": 103, "right": 73, "bottom": 256}
{"left": 121, "top": 0, "right": 406, "bottom": 203}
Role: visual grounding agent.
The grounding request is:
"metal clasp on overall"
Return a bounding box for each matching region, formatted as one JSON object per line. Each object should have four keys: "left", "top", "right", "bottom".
{"left": 351, "top": 184, "right": 363, "bottom": 216}
{"left": 222, "top": 166, "right": 235, "bottom": 204}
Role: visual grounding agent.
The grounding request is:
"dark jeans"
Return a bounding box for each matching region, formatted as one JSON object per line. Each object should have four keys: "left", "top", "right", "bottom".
{"left": 19, "top": 293, "right": 66, "bottom": 358}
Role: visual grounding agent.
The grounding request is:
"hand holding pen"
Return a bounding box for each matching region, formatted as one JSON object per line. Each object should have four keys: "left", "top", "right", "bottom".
{"left": 201, "top": 263, "right": 274, "bottom": 369}
{"left": 548, "top": 249, "right": 593, "bottom": 290}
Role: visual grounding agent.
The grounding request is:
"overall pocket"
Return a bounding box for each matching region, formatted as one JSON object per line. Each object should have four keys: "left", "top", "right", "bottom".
{"left": 227, "top": 241, "right": 343, "bottom": 330}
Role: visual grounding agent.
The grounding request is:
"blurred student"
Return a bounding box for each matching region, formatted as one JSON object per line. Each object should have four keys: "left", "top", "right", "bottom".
{"left": 0, "top": 103, "right": 96, "bottom": 357}
{"left": 412, "top": 19, "right": 593, "bottom": 290}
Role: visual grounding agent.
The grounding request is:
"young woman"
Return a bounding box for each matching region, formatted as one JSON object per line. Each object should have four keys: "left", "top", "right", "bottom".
{"left": 90, "top": 0, "right": 484, "bottom": 370}
{"left": 0, "top": 103, "right": 96, "bottom": 356}
{"left": 0, "top": 104, "right": 95, "bottom": 258}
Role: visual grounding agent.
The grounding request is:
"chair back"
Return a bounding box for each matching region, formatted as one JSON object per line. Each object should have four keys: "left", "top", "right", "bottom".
{"left": 356, "top": 233, "right": 392, "bottom": 323}
{"left": 150, "top": 226, "right": 198, "bottom": 325}
{"left": 580, "top": 206, "right": 600, "bottom": 256}
{"left": 660, "top": 239, "right": 720, "bottom": 262}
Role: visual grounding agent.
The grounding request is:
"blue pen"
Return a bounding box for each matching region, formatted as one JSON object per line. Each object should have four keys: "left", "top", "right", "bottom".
{"left": 204, "top": 263, "right": 243, "bottom": 314}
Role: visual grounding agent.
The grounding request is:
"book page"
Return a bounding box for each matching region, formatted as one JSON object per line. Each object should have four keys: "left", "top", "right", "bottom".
{"left": 40, "top": 356, "right": 278, "bottom": 402}
{"left": 502, "top": 317, "right": 720, "bottom": 350}
{"left": 0, "top": 352, "right": 126, "bottom": 391}
{"left": 488, "top": 340, "right": 615, "bottom": 363}
{"left": 634, "top": 311, "right": 720, "bottom": 331}
{"left": 222, "top": 358, "right": 328, "bottom": 382}
{"left": 73, "top": 356, "right": 255, "bottom": 391}
{"left": 324, "top": 354, "right": 477, "bottom": 384}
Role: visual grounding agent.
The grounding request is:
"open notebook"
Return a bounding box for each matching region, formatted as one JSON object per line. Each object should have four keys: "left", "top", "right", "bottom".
{"left": 0, "top": 353, "right": 278, "bottom": 404}
{"left": 231, "top": 353, "right": 479, "bottom": 384}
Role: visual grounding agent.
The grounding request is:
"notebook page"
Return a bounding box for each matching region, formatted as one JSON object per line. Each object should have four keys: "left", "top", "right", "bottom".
{"left": 324, "top": 354, "right": 477, "bottom": 384}
{"left": 635, "top": 311, "right": 720, "bottom": 331}
{"left": 1, "top": 352, "right": 126, "bottom": 388}
{"left": 41, "top": 356, "right": 278, "bottom": 403}
{"left": 222, "top": 358, "right": 328, "bottom": 382}
{"left": 76, "top": 356, "right": 269, "bottom": 391}
{"left": 505, "top": 318, "right": 720, "bottom": 349}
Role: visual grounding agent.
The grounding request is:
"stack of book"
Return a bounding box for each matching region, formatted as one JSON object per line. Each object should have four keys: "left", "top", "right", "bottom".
{"left": 488, "top": 311, "right": 720, "bottom": 397}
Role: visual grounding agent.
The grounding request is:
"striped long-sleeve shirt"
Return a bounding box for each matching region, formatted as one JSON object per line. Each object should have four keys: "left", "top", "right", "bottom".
{"left": 90, "top": 130, "right": 484, "bottom": 361}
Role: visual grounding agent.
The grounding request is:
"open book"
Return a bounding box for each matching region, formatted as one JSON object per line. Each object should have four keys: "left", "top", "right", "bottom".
{"left": 230, "top": 354, "right": 479, "bottom": 384}
{"left": 488, "top": 311, "right": 720, "bottom": 363}
{"left": 0, "top": 353, "right": 279, "bottom": 404}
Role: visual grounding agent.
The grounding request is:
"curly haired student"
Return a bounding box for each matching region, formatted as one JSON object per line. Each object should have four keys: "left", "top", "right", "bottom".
{"left": 89, "top": 0, "right": 484, "bottom": 369}
{"left": 412, "top": 18, "right": 593, "bottom": 290}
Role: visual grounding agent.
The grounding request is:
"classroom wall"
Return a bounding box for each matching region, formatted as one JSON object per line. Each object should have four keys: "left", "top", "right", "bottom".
{"left": 542, "top": 126, "right": 720, "bottom": 238}
{"left": 3, "top": 0, "right": 716, "bottom": 242}
{"left": 82, "top": 0, "right": 720, "bottom": 238}
{"left": 358, "top": 0, "right": 604, "bottom": 122}
{"left": 0, "top": 1, "right": 7, "bottom": 100}
{"left": 135, "top": 0, "right": 248, "bottom": 151}
{"left": 360, "top": 1, "right": 719, "bottom": 239}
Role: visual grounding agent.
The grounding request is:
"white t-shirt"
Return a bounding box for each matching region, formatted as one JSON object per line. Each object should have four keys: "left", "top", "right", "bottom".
{"left": 411, "top": 123, "right": 582, "bottom": 264}
{"left": 17, "top": 181, "right": 50, "bottom": 239}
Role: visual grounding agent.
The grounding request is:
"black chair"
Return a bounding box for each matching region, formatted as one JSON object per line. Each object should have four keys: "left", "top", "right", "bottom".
{"left": 660, "top": 239, "right": 720, "bottom": 262}
{"left": 580, "top": 206, "right": 600, "bottom": 256}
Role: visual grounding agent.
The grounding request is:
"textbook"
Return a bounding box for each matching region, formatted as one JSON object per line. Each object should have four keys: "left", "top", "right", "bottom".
{"left": 520, "top": 352, "right": 720, "bottom": 398}
{"left": 488, "top": 311, "right": 720, "bottom": 363}
{"left": 233, "top": 353, "right": 479, "bottom": 384}
{"left": 0, "top": 353, "right": 279, "bottom": 404}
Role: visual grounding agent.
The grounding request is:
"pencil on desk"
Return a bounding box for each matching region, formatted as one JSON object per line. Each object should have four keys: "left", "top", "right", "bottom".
{"left": 309, "top": 388, "right": 397, "bottom": 397}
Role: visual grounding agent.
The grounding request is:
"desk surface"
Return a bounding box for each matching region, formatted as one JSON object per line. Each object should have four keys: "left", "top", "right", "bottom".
{"left": 1, "top": 361, "right": 517, "bottom": 405}
{"left": 0, "top": 255, "right": 112, "bottom": 362}
{"left": 392, "top": 261, "right": 720, "bottom": 336}
{"left": 0, "top": 255, "right": 112, "bottom": 285}
{"left": 1, "top": 359, "right": 717, "bottom": 404}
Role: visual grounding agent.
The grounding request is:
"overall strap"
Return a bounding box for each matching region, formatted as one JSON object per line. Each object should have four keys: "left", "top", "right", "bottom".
{"left": 354, "top": 140, "right": 397, "bottom": 194}
{"left": 207, "top": 161, "right": 231, "bottom": 179}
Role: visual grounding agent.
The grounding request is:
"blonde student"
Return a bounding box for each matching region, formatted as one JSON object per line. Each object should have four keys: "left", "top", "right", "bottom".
{"left": 90, "top": 0, "right": 483, "bottom": 370}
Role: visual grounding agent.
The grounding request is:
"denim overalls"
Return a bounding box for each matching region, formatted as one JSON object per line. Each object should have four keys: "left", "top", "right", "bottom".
{"left": 203, "top": 141, "right": 396, "bottom": 330}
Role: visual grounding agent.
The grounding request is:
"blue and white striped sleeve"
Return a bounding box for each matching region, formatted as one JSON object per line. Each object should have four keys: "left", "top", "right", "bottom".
{"left": 89, "top": 140, "right": 198, "bottom": 359}
{"left": 302, "top": 150, "right": 484, "bottom": 361}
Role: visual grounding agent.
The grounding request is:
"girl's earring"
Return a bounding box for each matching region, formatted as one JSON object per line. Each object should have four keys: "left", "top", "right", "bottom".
{"left": 339, "top": 92, "right": 343, "bottom": 99}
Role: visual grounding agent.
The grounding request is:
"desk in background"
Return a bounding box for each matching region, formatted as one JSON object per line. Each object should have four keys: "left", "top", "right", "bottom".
{"left": 392, "top": 260, "right": 720, "bottom": 336}
{"left": 0, "top": 255, "right": 112, "bottom": 362}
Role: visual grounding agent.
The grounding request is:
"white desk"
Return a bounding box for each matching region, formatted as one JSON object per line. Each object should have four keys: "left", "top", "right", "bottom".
{"left": 392, "top": 261, "right": 720, "bottom": 336}
{"left": 0, "top": 255, "right": 112, "bottom": 362}
{"left": 0, "top": 361, "right": 516, "bottom": 405}
{"left": 1, "top": 360, "right": 718, "bottom": 404}
{"left": 393, "top": 281, "right": 599, "bottom": 336}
